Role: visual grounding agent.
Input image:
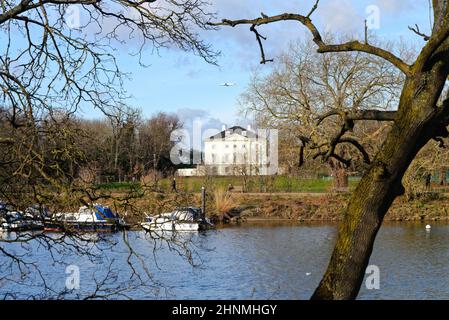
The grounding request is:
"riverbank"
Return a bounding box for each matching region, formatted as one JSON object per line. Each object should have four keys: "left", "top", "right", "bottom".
{"left": 229, "top": 192, "right": 449, "bottom": 222}
{"left": 98, "top": 189, "right": 449, "bottom": 225}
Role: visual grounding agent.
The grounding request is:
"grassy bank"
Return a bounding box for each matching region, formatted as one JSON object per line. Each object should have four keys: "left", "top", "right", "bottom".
{"left": 93, "top": 177, "right": 449, "bottom": 223}
{"left": 97, "top": 186, "right": 449, "bottom": 225}
{"left": 233, "top": 192, "right": 449, "bottom": 222}
{"left": 98, "top": 176, "right": 361, "bottom": 193}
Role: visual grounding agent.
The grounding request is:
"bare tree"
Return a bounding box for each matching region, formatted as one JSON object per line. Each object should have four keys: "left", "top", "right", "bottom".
{"left": 213, "top": 0, "right": 449, "bottom": 299}
{"left": 0, "top": 0, "right": 217, "bottom": 298}
{"left": 1, "top": 0, "right": 217, "bottom": 201}
{"left": 138, "top": 112, "right": 182, "bottom": 176}
{"left": 403, "top": 137, "right": 449, "bottom": 198}
{"left": 241, "top": 39, "right": 402, "bottom": 188}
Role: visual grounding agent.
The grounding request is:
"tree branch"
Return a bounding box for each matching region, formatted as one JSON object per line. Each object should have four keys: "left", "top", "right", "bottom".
{"left": 307, "top": 0, "right": 320, "bottom": 18}
{"left": 316, "top": 109, "right": 397, "bottom": 126}
{"left": 408, "top": 24, "right": 430, "bottom": 41}
{"left": 0, "top": 0, "right": 100, "bottom": 25}
{"left": 0, "top": 137, "right": 14, "bottom": 145}
{"left": 339, "top": 137, "right": 371, "bottom": 164}
{"left": 212, "top": 11, "right": 412, "bottom": 76}
{"left": 413, "top": 19, "right": 449, "bottom": 71}
{"left": 250, "top": 24, "right": 273, "bottom": 64}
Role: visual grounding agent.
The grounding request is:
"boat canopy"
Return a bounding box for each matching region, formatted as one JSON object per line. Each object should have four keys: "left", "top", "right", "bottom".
{"left": 170, "top": 207, "right": 201, "bottom": 221}
{"left": 94, "top": 205, "right": 118, "bottom": 220}
{"left": 25, "top": 204, "right": 51, "bottom": 218}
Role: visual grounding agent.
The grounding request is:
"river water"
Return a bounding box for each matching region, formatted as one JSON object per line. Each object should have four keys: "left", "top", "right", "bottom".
{"left": 0, "top": 221, "right": 448, "bottom": 299}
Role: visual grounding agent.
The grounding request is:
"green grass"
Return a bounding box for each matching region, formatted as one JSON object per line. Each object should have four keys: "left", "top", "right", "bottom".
{"left": 97, "top": 176, "right": 361, "bottom": 193}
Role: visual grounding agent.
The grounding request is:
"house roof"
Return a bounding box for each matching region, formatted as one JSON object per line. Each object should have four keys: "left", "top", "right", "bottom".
{"left": 207, "top": 126, "right": 258, "bottom": 140}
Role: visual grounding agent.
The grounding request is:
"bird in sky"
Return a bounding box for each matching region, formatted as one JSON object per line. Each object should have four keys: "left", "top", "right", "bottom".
{"left": 220, "top": 82, "right": 236, "bottom": 87}
{"left": 261, "top": 12, "right": 268, "bottom": 18}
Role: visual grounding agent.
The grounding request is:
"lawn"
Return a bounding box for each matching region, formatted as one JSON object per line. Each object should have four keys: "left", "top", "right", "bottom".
{"left": 98, "top": 176, "right": 361, "bottom": 193}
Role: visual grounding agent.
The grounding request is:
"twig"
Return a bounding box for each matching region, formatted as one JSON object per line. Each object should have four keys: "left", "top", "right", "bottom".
{"left": 408, "top": 24, "right": 430, "bottom": 41}
{"left": 250, "top": 24, "right": 273, "bottom": 64}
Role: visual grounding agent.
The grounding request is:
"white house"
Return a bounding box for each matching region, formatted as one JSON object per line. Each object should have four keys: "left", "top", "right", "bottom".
{"left": 202, "top": 125, "right": 273, "bottom": 176}
{"left": 177, "top": 168, "right": 199, "bottom": 177}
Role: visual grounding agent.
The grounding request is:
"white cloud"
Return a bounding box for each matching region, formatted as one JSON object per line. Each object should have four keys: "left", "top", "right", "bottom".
{"left": 375, "top": 0, "right": 419, "bottom": 13}
{"left": 176, "top": 108, "right": 223, "bottom": 130}
{"left": 317, "top": 0, "right": 364, "bottom": 35}
{"left": 206, "top": 1, "right": 316, "bottom": 67}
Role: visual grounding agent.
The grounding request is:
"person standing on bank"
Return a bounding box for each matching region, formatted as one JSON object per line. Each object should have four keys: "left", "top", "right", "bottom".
{"left": 171, "top": 177, "right": 177, "bottom": 193}
{"left": 425, "top": 173, "right": 431, "bottom": 191}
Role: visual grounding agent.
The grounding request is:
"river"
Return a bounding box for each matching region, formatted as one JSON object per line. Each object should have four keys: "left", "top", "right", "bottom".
{"left": 0, "top": 221, "right": 448, "bottom": 299}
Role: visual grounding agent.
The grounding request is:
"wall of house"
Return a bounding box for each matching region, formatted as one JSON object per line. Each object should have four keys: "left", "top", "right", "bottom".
{"left": 204, "top": 132, "right": 270, "bottom": 176}
{"left": 177, "top": 168, "right": 198, "bottom": 177}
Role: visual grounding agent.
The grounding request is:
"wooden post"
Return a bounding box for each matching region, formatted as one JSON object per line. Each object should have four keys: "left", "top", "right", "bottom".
{"left": 201, "top": 186, "right": 206, "bottom": 220}
{"left": 153, "top": 153, "right": 157, "bottom": 186}
{"left": 364, "top": 19, "right": 368, "bottom": 44}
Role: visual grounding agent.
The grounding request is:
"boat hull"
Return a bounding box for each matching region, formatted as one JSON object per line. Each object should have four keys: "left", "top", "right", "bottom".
{"left": 43, "top": 221, "right": 126, "bottom": 232}
{"left": 1, "top": 221, "right": 43, "bottom": 232}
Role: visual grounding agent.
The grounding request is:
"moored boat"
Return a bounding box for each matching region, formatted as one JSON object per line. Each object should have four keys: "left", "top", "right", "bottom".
{"left": 44, "top": 204, "right": 129, "bottom": 232}
{"left": 141, "top": 207, "right": 214, "bottom": 232}
{"left": 0, "top": 202, "right": 44, "bottom": 232}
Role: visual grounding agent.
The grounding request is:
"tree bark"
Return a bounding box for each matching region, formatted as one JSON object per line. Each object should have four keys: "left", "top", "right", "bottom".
{"left": 331, "top": 160, "right": 349, "bottom": 192}
{"left": 312, "top": 65, "right": 449, "bottom": 299}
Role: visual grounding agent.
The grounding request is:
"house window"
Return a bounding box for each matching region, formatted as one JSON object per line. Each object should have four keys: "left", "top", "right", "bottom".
{"left": 211, "top": 144, "right": 216, "bottom": 149}
{"left": 225, "top": 144, "right": 229, "bottom": 148}
{"left": 211, "top": 154, "right": 216, "bottom": 164}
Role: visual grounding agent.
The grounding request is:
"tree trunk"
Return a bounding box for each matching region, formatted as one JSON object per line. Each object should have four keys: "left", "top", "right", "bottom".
{"left": 331, "top": 162, "right": 349, "bottom": 192}
{"left": 312, "top": 69, "right": 449, "bottom": 299}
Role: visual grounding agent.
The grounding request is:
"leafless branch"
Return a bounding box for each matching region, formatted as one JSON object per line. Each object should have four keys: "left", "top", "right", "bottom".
{"left": 316, "top": 109, "right": 397, "bottom": 126}
{"left": 408, "top": 24, "right": 430, "bottom": 41}
{"left": 250, "top": 24, "right": 273, "bottom": 64}
{"left": 339, "top": 137, "right": 371, "bottom": 164}
{"left": 212, "top": 10, "right": 412, "bottom": 76}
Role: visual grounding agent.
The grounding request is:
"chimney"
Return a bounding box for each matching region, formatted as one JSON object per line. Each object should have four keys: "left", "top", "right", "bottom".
{"left": 247, "top": 124, "right": 252, "bottom": 131}
{"left": 222, "top": 124, "right": 227, "bottom": 131}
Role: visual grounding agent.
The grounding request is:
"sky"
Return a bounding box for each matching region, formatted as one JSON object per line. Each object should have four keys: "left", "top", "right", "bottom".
{"left": 77, "top": 0, "right": 430, "bottom": 130}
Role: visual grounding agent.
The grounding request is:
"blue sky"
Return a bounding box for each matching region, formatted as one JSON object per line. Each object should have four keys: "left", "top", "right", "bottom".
{"left": 79, "top": 0, "right": 429, "bottom": 128}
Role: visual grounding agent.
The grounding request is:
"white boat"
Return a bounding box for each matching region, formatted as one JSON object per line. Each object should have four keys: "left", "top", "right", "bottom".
{"left": 0, "top": 202, "right": 129, "bottom": 233}
{"left": 45, "top": 204, "right": 129, "bottom": 232}
{"left": 0, "top": 208, "right": 43, "bottom": 232}
{"left": 141, "top": 207, "right": 212, "bottom": 232}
